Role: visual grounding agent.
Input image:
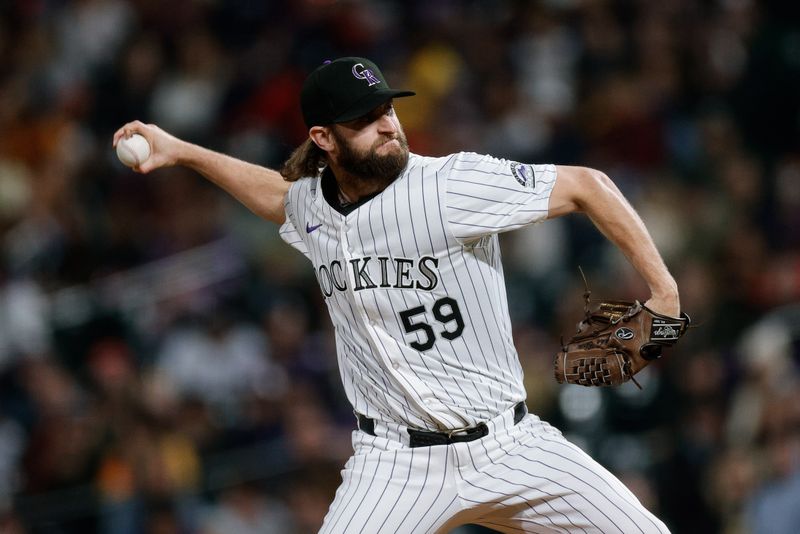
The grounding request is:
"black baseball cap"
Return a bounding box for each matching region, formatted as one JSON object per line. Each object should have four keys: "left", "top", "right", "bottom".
{"left": 301, "top": 57, "right": 415, "bottom": 129}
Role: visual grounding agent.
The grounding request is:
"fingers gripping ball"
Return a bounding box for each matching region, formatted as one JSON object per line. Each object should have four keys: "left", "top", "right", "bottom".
{"left": 555, "top": 288, "right": 690, "bottom": 388}
{"left": 116, "top": 134, "right": 151, "bottom": 168}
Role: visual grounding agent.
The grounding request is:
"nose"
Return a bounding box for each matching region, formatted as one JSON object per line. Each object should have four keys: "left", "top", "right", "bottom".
{"left": 376, "top": 113, "right": 398, "bottom": 135}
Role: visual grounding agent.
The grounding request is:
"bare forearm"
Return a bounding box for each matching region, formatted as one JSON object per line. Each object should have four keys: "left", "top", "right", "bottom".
{"left": 176, "top": 142, "right": 289, "bottom": 224}
{"left": 583, "top": 173, "right": 677, "bottom": 298}
{"left": 550, "top": 166, "right": 680, "bottom": 315}
{"left": 113, "top": 121, "right": 289, "bottom": 224}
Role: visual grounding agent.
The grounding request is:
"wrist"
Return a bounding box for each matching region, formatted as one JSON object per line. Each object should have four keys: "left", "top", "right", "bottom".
{"left": 646, "top": 286, "right": 680, "bottom": 317}
{"left": 651, "top": 288, "right": 679, "bottom": 303}
{"left": 172, "top": 139, "right": 196, "bottom": 167}
{"left": 650, "top": 278, "right": 678, "bottom": 299}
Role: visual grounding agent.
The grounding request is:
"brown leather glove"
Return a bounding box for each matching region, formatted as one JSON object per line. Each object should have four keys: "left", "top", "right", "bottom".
{"left": 555, "top": 299, "right": 690, "bottom": 388}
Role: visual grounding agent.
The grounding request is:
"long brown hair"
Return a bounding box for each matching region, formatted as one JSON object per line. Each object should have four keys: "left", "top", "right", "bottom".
{"left": 280, "top": 138, "right": 327, "bottom": 182}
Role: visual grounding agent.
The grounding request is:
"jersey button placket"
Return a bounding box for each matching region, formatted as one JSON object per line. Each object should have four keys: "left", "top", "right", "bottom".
{"left": 341, "top": 221, "right": 376, "bottom": 331}
{"left": 339, "top": 222, "right": 353, "bottom": 274}
{"left": 342, "top": 219, "right": 407, "bottom": 379}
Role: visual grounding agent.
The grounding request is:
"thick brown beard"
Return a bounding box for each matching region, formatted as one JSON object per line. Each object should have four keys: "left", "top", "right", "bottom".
{"left": 331, "top": 128, "right": 410, "bottom": 190}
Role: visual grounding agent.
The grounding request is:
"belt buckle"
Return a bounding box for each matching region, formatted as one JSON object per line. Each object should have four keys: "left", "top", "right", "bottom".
{"left": 445, "top": 425, "right": 472, "bottom": 439}
{"left": 449, "top": 422, "right": 488, "bottom": 442}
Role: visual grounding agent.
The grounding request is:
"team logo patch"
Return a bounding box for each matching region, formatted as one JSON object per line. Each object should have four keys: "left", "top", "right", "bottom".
{"left": 352, "top": 63, "right": 381, "bottom": 86}
{"left": 510, "top": 162, "right": 535, "bottom": 188}
{"left": 615, "top": 327, "right": 635, "bottom": 340}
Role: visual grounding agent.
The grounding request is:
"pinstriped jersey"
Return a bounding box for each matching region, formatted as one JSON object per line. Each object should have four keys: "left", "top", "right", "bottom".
{"left": 279, "top": 152, "right": 556, "bottom": 430}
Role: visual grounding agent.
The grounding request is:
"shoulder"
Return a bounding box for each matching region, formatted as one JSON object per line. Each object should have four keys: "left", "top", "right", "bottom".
{"left": 405, "top": 151, "right": 499, "bottom": 174}
{"left": 288, "top": 175, "right": 319, "bottom": 189}
{"left": 285, "top": 175, "right": 320, "bottom": 199}
{"left": 283, "top": 175, "right": 322, "bottom": 221}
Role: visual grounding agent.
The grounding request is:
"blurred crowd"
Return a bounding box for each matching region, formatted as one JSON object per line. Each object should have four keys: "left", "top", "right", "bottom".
{"left": 0, "top": 0, "right": 799, "bottom": 533}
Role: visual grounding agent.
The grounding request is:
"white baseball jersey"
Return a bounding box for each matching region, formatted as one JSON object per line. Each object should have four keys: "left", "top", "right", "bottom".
{"left": 279, "top": 152, "right": 555, "bottom": 430}
{"left": 278, "top": 152, "right": 670, "bottom": 533}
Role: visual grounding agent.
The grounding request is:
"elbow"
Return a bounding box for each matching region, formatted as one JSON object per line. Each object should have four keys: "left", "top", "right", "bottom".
{"left": 591, "top": 169, "right": 614, "bottom": 188}
{"left": 549, "top": 165, "right": 618, "bottom": 218}
{"left": 585, "top": 168, "right": 614, "bottom": 192}
{"left": 573, "top": 167, "right": 614, "bottom": 211}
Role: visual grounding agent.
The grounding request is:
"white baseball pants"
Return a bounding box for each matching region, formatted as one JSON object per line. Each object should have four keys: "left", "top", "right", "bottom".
{"left": 319, "top": 405, "right": 670, "bottom": 533}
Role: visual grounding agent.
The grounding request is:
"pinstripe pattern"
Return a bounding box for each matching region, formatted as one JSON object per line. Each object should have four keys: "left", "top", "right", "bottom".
{"left": 279, "top": 153, "right": 555, "bottom": 430}
{"left": 461, "top": 415, "right": 669, "bottom": 533}
{"left": 319, "top": 432, "right": 464, "bottom": 534}
{"left": 279, "top": 152, "right": 669, "bottom": 533}
{"left": 317, "top": 407, "right": 668, "bottom": 533}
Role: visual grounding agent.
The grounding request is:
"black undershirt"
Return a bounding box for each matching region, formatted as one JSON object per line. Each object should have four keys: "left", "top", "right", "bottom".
{"left": 320, "top": 167, "right": 381, "bottom": 216}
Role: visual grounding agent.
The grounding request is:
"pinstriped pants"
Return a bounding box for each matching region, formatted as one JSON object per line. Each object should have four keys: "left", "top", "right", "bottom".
{"left": 319, "top": 406, "right": 670, "bottom": 533}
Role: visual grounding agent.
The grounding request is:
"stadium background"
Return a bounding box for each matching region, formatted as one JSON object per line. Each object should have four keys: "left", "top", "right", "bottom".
{"left": 0, "top": 0, "right": 798, "bottom": 533}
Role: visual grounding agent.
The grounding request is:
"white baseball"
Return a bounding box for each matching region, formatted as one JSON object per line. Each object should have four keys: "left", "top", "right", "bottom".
{"left": 116, "top": 133, "right": 151, "bottom": 168}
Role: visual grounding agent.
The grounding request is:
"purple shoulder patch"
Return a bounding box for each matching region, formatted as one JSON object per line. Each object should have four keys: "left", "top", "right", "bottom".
{"left": 510, "top": 162, "right": 535, "bottom": 188}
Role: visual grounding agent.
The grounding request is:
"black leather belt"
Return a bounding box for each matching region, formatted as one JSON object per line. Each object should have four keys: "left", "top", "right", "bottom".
{"left": 356, "top": 401, "right": 527, "bottom": 447}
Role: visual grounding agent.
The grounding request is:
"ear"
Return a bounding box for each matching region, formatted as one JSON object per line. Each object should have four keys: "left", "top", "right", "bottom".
{"left": 309, "top": 126, "right": 335, "bottom": 153}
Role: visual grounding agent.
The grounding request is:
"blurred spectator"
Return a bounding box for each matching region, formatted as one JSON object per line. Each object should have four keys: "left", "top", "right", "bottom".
{"left": 0, "top": 413, "right": 24, "bottom": 512}
{"left": 155, "top": 312, "right": 287, "bottom": 423}
{"left": 745, "top": 433, "right": 800, "bottom": 534}
{"left": 0, "top": 0, "right": 797, "bottom": 532}
{"left": 149, "top": 29, "right": 231, "bottom": 139}
{"left": 0, "top": 276, "right": 50, "bottom": 370}
{"left": 200, "top": 482, "right": 294, "bottom": 534}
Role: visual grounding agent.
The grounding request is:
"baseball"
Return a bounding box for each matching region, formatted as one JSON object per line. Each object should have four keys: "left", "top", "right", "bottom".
{"left": 116, "top": 133, "right": 151, "bottom": 168}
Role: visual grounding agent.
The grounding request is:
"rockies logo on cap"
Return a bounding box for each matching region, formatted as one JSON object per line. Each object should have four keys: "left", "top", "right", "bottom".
{"left": 300, "top": 57, "right": 415, "bottom": 128}
{"left": 351, "top": 63, "right": 381, "bottom": 86}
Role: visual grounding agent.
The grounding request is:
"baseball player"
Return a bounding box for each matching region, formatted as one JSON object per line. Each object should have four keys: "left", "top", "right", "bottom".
{"left": 114, "top": 57, "right": 680, "bottom": 533}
